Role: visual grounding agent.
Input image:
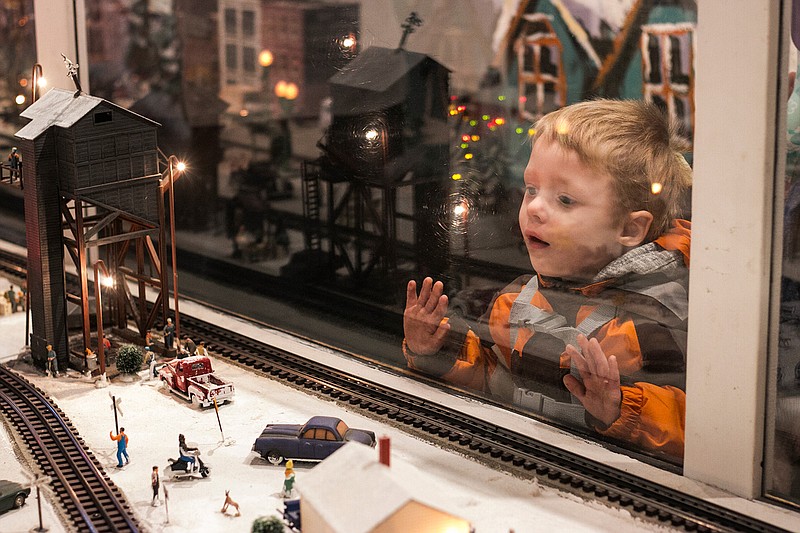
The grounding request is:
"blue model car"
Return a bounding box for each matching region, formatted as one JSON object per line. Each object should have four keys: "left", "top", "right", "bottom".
{"left": 253, "top": 416, "right": 376, "bottom": 465}
{"left": 0, "top": 480, "right": 30, "bottom": 515}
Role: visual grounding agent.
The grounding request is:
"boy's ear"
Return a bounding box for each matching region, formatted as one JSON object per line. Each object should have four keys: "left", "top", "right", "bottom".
{"left": 619, "top": 210, "right": 653, "bottom": 247}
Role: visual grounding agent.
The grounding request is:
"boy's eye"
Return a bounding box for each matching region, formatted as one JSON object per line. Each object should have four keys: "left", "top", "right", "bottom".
{"left": 525, "top": 186, "right": 537, "bottom": 196}
{"left": 558, "top": 195, "right": 575, "bottom": 206}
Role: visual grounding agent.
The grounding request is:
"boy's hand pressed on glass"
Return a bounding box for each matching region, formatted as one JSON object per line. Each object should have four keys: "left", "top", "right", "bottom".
{"left": 563, "top": 335, "right": 622, "bottom": 427}
{"left": 404, "top": 277, "right": 450, "bottom": 355}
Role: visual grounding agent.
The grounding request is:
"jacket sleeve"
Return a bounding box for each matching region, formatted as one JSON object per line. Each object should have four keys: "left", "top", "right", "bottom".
{"left": 594, "top": 383, "right": 686, "bottom": 460}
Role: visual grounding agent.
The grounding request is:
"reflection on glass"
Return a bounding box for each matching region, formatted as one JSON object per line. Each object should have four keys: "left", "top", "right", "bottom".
{"left": 54, "top": 0, "right": 699, "bottom": 466}
{"left": 768, "top": 1, "right": 800, "bottom": 507}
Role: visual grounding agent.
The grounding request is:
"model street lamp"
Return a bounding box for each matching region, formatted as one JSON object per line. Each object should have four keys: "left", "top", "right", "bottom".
{"left": 93, "top": 259, "right": 114, "bottom": 387}
{"left": 274, "top": 80, "right": 298, "bottom": 117}
{"left": 160, "top": 155, "right": 187, "bottom": 341}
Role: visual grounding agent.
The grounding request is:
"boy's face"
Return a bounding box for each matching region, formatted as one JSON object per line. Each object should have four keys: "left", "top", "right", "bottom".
{"left": 519, "top": 139, "right": 628, "bottom": 282}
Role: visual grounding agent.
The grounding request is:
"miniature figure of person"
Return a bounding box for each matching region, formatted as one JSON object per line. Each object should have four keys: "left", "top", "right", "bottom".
{"left": 404, "top": 99, "right": 691, "bottom": 460}
{"left": 110, "top": 427, "right": 129, "bottom": 467}
{"left": 178, "top": 434, "right": 197, "bottom": 471}
{"left": 195, "top": 341, "right": 207, "bottom": 356}
{"left": 145, "top": 347, "right": 158, "bottom": 379}
{"left": 46, "top": 344, "right": 59, "bottom": 377}
{"left": 182, "top": 336, "right": 196, "bottom": 356}
{"left": 220, "top": 490, "right": 240, "bottom": 516}
{"left": 163, "top": 318, "right": 175, "bottom": 351}
{"left": 15, "top": 287, "right": 24, "bottom": 312}
{"left": 7, "top": 147, "right": 21, "bottom": 181}
{"left": 151, "top": 466, "right": 160, "bottom": 506}
{"left": 282, "top": 459, "right": 296, "bottom": 497}
{"left": 5, "top": 285, "right": 17, "bottom": 312}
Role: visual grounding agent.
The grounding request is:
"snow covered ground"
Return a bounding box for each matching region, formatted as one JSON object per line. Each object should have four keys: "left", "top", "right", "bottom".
{"left": 0, "top": 276, "right": 682, "bottom": 532}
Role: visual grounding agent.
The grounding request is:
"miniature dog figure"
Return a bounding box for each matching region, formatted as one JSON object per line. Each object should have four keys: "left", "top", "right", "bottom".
{"left": 221, "top": 490, "right": 240, "bottom": 517}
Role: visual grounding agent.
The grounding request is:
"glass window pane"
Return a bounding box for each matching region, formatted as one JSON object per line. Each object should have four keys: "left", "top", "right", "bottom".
{"left": 767, "top": 0, "right": 800, "bottom": 508}
{"left": 75, "top": 0, "right": 695, "bottom": 469}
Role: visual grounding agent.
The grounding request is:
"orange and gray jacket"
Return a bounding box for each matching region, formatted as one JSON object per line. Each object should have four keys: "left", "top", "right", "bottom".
{"left": 405, "top": 220, "right": 691, "bottom": 460}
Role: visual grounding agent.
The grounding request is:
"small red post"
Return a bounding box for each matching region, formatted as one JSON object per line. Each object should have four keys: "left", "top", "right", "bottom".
{"left": 378, "top": 436, "right": 390, "bottom": 467}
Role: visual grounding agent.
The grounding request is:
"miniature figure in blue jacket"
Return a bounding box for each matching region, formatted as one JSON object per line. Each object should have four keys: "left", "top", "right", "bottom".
{"left": 110, "top": 427, "right": 129, "bottom": 467}
{"left": 163, "top": 318, "right": 175, "bottom": 350}
{"left": 46, "top": 344, "right": 58, "bottom": 377}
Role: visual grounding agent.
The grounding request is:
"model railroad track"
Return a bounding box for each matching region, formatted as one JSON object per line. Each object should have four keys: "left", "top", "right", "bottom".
{"left": 0, "top": 367, "right": 140, "bottom": 532}
{"left": 0, "top": 248, "right": 789, "bottom": 533}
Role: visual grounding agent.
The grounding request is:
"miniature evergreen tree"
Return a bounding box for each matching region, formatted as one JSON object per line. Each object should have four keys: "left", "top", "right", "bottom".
{"left": 251, "top": 515, "right": 285, "bottom": 533}
{"left": 115, "top": 344, "right": 144, "bottom": 375}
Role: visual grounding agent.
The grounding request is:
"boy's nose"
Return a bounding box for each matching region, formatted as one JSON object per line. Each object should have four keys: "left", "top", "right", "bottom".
{"left": 526, "top": 195, "right": 547, "bottom": 222}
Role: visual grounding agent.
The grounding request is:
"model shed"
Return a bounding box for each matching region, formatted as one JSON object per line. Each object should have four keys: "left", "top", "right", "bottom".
{"left": 298, "top": 442, "right": 471, "bottom": 533}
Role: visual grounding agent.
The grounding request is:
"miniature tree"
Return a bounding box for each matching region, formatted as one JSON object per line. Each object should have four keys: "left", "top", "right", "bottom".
{"left": 115, "top": 344, "right": 144, "bottom": 375}
{"left": 251, "top": 516, "right": 285, "bottom": 533}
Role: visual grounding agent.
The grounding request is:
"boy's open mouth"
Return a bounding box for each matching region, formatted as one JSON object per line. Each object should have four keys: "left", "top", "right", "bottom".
{"left": 527, "top": 234, "right": 549, "bottom": 248}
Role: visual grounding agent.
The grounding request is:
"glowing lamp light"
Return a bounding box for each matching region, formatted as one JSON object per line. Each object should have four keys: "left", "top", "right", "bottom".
{"left": 528, "top": 128, "right": 536, "bottom": 136}
{"left": 258, "top": 50, "right": 274, "bottom": 68}
{"left": 239, "top": 109, "right": 249, "bottom": 117}
{"left": 481, "top": 114, "right": 489, "bottom": 121}
{"left": 451, "top": 173, "right": 462, "bottom": 180}
{"left": 471, "top": 135, "right": 480, "bottom": 142}
{"left": 495, "top": 118, "right": 505, "bottom": 126}
{"left": 365, "top": 129, "right": 379, "bottom": 141}
{"left": 19, "top": 78, "right": 28, "bottom": 87}
{"left": 341, "top": 34, "right": 356, "bottom": 50}
{"left": 460, "top": 143, "right": 468, "bottom": 149}
{"left": 99, "top": 274, "right": 114, "bottom": 288}
{"left": 515, "top": 127, "right": 524, "bottom": 134}
{"left": 15, "top": 94, "right": 25, "bottom": 105}
{"left": 275, "top": 81, "right": 298, "bottom": 100}
{"left": 175, "top": 161, "right": 187, "bottom": 173}
{"left": 651, "top": 182, "right": 663, "bottom": 195}
{"left": 519, "top": 96, "right": 528, "bottom": 103}
{"left": 469, "top": 120, "right": 477, "bottom": 127}
{"left": 37, "top": 76, "right": 47, "bottom": 88}
{"left": 461, "top": 134, "right": 470, "bottom": 142}
{"left": 498, "top": 95, "right": 506, "bottom": 101}
{"left": 454, "top": 202, "right": 468, "bottom": 217}
{"left": 464, "top": 153, "right": 473, "bottom": 160}
{"left": 274, "top": 80, "right": 287, "bottom": 97}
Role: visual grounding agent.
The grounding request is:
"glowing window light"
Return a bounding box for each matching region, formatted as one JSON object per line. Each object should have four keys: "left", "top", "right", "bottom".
{"left": 651, "top": 182, "right": 663, "bottom": 195}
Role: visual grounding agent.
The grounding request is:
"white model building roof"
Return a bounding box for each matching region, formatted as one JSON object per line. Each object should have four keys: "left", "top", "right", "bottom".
{"left": 299, "top": 442, "right": 468, "bottom": 533}
{"left": 15, "top": 87, "right": 158, "bottom": 140}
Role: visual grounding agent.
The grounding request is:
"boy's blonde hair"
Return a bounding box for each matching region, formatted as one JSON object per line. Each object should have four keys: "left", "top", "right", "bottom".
{"left": 533, "top": 98, "right": 692, "bottom": 242}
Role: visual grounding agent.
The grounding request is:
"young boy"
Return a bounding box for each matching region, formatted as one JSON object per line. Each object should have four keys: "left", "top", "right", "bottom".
{"left": 404, "top": 99, "right": 691, "bottom": 460}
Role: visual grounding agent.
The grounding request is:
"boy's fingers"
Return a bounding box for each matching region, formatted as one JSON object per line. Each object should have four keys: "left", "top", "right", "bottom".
{"left": 405, "top": 280, "right": 418, "bottom": 310}
{"left": 424, "top": 281, "right": 444, "bottom": 312}
{"left": 563, "top": 374, "right": 585, "bottom": 400}
{"left": 417, "top": 277, "right": 432, "bottom": 305}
